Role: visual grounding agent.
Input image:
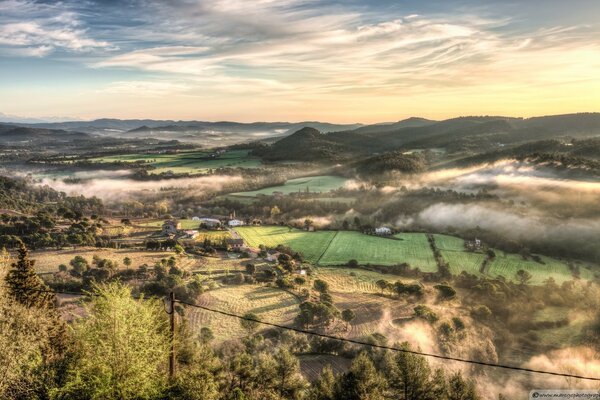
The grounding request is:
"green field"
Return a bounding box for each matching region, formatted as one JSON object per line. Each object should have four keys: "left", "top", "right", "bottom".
{"left": 235, "top": 226, "right": 336, "bottom": 263}
{"left": 433, "top": 234, "right": 466, "bottom": 251}
{"left": 230, "top": 175, "right": 349, "bottom": 197}
{"left": 319, "top": 232, "right": 437, "bottom": 271}
{"left": 91, "top": 149, "right": 261, "bottom": 174}
{"left": 487, "top": 251, "right": 576, "bottom": 285}
{"left": 433, "top": 234, "right": 486, "bottom": 275}
{"left": 234, "top": 226, "right": 436, "bottom": 270}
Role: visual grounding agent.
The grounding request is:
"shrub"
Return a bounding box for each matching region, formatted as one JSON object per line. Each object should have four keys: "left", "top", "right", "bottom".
{"left": 471, "top": 305, "right": 492, "bottom": 321}
{"left": 413, "top": 305, "right": 438, "bottom": 323}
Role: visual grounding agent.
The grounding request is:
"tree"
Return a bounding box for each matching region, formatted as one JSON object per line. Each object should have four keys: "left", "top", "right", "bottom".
{"left": 245, "top": 263, "right": 256, "bottom": 275}
{"left": 447, "top": 372, "right": 480, "bottom": 400}
{"left": 270, "top": 206, "right": 281, "bottom": 220}
{"left": 174, "top": 244, "right": 185, "bottom": 255}
{"left": 123, "top": 257, "right": 132, "bottom": 269}
{"left": 240, "top": 312, "right": 260, "bottom": 335}
{"left": 274, "top": 348, "right": 305, "bottom": 398}
{"left": 334, "top": 352, "right": 385, "bottom": 400}
{"left": 389, "top": 342, "right": 433, "bottom": 400}
{"left": 515, "top": 269, "right": 532, "bottom": 285}
{"left": 376, "top": 279, "right": 389, "bottom": 295}
{"left": 313, "top": 279, "right": 329, "bottom": 294}
{"left": 341, "top": 309, "right": 356, "bottom": 329}
{"left": 54, "top": 283, "right": 170, "bottom": 399}
{"left": 200, "top": 327, "right": 214, "bottom": 343}
{"left": 5, "top": 241, "right": 55, "bottom": 309}
{"left": 304, "top": 219, "right": 314, "bottom": 230}
{"left": 308, "top": 365, "right": 336, "bottom": 400}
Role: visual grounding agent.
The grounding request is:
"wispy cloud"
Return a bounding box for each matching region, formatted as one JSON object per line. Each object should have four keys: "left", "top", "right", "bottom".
{"left": 0, "top": 0, "right": 111, "bottom": 56}
{"left": 1, "top": 0, "right": 600, "bottom": 121}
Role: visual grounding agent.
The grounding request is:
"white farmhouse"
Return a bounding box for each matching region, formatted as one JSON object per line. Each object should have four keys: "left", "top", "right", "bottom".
{"left": 375, "top": 226, "right": 392, "bottom": 236}
{"left": 228, "top": 219, "right": 245, "bottom": 227}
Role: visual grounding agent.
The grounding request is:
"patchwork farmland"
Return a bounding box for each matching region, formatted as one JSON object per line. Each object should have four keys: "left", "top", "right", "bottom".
{"left": 235, "top": 227, "right": 587, "bottom": 285}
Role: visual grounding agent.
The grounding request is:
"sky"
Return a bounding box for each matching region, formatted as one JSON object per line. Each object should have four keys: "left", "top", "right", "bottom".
{"left": 0, "top": 0, "right": 599, "bottom": 123}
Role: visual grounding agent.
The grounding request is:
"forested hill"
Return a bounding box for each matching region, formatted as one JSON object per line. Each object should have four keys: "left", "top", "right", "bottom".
{"left": 0, "top": 175, "right": 103, "bottom": 215}
{"left": 253, "top": 113, "right": 600, "bottom": 162}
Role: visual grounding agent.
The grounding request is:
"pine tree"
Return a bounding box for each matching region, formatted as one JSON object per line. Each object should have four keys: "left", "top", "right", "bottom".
{"left": 5, "top": 241, "right": 55, "bottom": 308}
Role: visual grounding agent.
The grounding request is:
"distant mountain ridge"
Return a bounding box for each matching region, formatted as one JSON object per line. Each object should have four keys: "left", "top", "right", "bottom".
{"left": 254, "top": 113, "right": 600, "bottom": 161}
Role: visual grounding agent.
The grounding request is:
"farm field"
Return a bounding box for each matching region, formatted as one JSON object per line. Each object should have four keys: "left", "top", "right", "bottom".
{"left": 319, "top": 232, "right": 437, "bottom": 271}
{"left": 433, "top": 234, "right": 466, "bottom": 251}
{"left": 230, "top": 175, "right": 349, "bottom": 197}
{"left": 487, "top": 251, "right": 575, "bottom": 284}
{"left": 30, "top": 247, "right": 199, "bottom": 273}
{"left": 234, "top": 226, "right": 336, "bottom": 263}
{"left": 235, "top": 226, "right": 437, "bottom": 270}
{"left": 186, "top": 285, "right": 299, "bottom": 341}
{"left": 139, "top": 219, "right": 230, "bottom": 233}
{"left": 90, "top": 149, "right": 261, "bottom": 174}
{"left": 312, "top": 266, "right": 413, "bottom": 294}
{"left": 442, "top": 251, "right": 486, "bottom": 276}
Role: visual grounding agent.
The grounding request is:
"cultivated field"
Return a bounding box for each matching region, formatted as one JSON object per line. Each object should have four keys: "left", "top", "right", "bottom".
{"left": 312, "top": 266, "right": 413, "bottom": 294}
{"left": 235, "top": 226, "right": 437, "bottom": 270}
{"left": 235, "top": 226, "right": 336, "bottom": 263}
{"left": 90, "top": 149, "right": 261, "bottom": 174}
{"left": 487, "top": 251, "right": 576, "bottom": 284}
{"left": 185, "top": 285, "right": 300, "bottom": 341}
{"left": 230, "top": 175, "right": 349, "bottom": 197}
{"left": 318, "top": 232, "right": 436, "bottom": 271}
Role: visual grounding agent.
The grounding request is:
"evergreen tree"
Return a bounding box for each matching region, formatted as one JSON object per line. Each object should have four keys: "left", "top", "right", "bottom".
{"left": 5, "top": 241, "right": 55, "bottom": 308}
{"left": 388, "top": 342, "right": 433, "bottom": 400}
{"left": 308, "top": 365, "right": 336, "bottom": 400}
{"left": 334, "top": 352, "right": 386, "bottom": 400}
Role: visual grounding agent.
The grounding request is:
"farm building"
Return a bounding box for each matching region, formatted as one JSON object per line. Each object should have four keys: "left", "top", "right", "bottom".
{"left": 182, "top": 230, "right": 199, "bottom": 239}
{"left": 465, "top": 238, "right": 483, "bottom": 251}
{"left": 162, "top": 220, "right": 181, "bottom": 235}
{"left": 228, "top": 219, "right": 245, "bottom": 227}
{"left": 226, "top": 238, "right": 244, "bottom": 250}
{"left": 375, "top": 227, "right": 392, "bottom": 236}
{"left": 199, "top": 218, "right": 222, "bottom": 228}
{"left": 266, "top": 249, "right": 280, "bottom": 262}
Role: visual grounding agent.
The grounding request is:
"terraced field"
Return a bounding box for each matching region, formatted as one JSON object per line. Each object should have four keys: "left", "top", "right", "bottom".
{"left": 91, "top": 149, "right": 261, "bottom": 174}
{"left": 185, "top": 286, "right": 299, "bottom": 341}
{"left": 312, "top": 267, "right": 406, "bottom": 294}
{"left": 230, "top": 175, "right": 349, "bottom": 197}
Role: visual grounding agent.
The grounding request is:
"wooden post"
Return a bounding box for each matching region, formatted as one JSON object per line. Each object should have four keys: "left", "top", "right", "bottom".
{"left": 169, "top": 291, "right": 175, "bottom": 380}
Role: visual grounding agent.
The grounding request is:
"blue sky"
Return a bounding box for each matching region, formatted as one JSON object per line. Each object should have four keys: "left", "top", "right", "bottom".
{"left": 1, "top": 0, "right": 599, "bottom": 122}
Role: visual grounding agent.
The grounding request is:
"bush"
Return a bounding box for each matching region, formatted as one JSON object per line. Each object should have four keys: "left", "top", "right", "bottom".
{"left": 347, "top": 259, "right": 359, "bottom": 268}
{"left": 452, "top": 317, "right": 466, "bottom": 331}
{"left": 471, "top": 305, "right": 492, "bottom": 321}
{"left": 413, "top": 305, "right": 438, "bottom": 323}
{"left": 294, "top": 276, "right": 306, "bottom": 285}
{"left": 433, "top": 284, "right": 456, "bottom": 300}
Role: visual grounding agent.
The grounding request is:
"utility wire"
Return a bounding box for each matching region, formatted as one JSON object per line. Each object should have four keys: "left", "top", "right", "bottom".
{"left": 4, "top": 284, "right": 600, "bottom": 382}
{"left": 175, "top": 298, "right": 600, "bottom": 382}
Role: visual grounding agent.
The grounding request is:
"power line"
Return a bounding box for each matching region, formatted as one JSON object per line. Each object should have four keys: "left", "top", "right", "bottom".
{"left": 175, "top": 298, "right": 600, "bottom": 382}
{"left": 4, "top": 284, "right": 600, "bottom": 382}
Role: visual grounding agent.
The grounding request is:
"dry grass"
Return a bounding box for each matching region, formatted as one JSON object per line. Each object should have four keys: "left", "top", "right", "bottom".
{"left": 185, "top": 285, "right": 300, "bottom": 341}
{"left": 30, "top": 247, "right": 201, "bottom": 272}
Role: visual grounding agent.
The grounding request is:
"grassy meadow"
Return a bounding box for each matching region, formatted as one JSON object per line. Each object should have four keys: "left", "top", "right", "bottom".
{"left": 90, "top": 149, "right": 261, "bottom": 174}
{"left": 230, "top": 175, "right": 349, "bottom": 197}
